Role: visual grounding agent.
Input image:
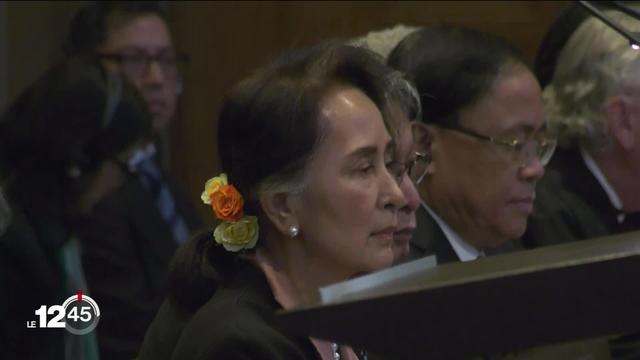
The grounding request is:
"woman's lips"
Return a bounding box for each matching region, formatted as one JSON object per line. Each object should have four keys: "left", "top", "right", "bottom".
{"left": 393, "top": 228, "right": 415, "bottom": 244}
{"left": 509, "top": 196, "right": 534, "bottom": 214}
{"left": 371, "top": 227, "right": 398, "bottom": 242}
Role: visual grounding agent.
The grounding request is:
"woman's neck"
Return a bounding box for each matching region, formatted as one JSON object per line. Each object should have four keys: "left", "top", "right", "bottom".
{"left": 255, "top": 240, "right": 348, "bottom": 310}
{"left": 255, "top": 240, "right": 362, "bottom": 360}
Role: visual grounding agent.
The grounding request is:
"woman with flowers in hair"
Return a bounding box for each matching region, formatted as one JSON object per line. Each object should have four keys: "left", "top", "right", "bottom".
{"left": 139, "top": 43, "right": 411, "bottom": 360}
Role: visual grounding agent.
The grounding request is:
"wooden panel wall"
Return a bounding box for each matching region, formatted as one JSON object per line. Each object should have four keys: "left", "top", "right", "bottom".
{"left": 1, "top": 1, "right": 85, "bottom": 110}
{"left": 170, "top": 1, "right": 570, "bottom": 220}
{"left": 1, "top": 2, "right": 572, "bottom": 221}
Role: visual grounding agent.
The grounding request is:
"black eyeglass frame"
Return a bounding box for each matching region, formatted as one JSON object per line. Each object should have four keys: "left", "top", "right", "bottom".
{"left": 96, "top": 52, "right": 189, "bottom": 80}
{"left": 407, "top": 152, "right": 430, "bottom": 185}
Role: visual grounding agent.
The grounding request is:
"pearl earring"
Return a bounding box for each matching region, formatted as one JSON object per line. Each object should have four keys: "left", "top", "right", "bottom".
{"left": 288, "top": 225, "right": 299, "bottom": 238}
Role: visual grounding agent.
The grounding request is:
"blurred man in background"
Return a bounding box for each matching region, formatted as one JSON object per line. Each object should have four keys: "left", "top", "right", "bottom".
{"left": 64, "top": 3, "right": 201, "bottom": 359}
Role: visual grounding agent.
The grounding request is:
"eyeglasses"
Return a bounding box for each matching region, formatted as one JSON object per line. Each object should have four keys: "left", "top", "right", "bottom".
{"left": 97, "top": 51, "right": 188, "bottom": 81}
{"left": 386, "top": 152, "right": 431, "bottom": 186}
{"left": 408, "top": 152, "right": 431, "bottom": 185}
{"left": 440, "top": 125, "right": 557, "bottom": 167}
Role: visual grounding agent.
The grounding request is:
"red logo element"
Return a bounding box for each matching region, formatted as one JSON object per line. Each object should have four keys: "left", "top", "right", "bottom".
{"left": 77, "top": 289, "right": 82, "bottom": 302}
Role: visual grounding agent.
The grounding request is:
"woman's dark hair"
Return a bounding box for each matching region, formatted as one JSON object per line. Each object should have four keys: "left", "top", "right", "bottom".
{"left": 387, "top": 25, "right": 528, "bottom": 127}
{"left": 64, "top": 1, "right": 168, "bottom": 57}
{"left": 0, "top": 59, "right": 150, "bottom": 228}
{"left": 170, "top": 43, "right": 396, "bottom": 312}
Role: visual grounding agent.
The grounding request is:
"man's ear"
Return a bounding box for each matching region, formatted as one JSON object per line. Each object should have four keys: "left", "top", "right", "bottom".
{"left": 605, "top": 95, "right": 635, "bottom": 151}
{"left": 259, "top": 191, "right": 298, "bottom": 236}
{"left": 412, "top": 121, "right": 435, "bottom": 174}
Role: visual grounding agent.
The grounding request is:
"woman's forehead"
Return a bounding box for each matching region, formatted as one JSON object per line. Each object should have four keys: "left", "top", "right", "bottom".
{"left": 316, "top": 87, "right": 390, "bottom": 155}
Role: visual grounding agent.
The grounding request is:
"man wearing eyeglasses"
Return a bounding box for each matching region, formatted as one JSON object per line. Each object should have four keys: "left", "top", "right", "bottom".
{"left": 388, "top": 25, "right": 555, "bottom": 265}
{"left": 66, "top": 3, "right": 186, "bottom": 135}
{"left": 64, "top": 3, "right": 201, "bottom": 360}
{"left": 521, "top": 11, "right": 640, "bottom": 360}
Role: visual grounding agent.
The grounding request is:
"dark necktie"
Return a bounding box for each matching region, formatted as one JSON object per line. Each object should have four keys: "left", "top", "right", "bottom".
{"left": 136, "top": 156, "right": 189, "bottom": 244}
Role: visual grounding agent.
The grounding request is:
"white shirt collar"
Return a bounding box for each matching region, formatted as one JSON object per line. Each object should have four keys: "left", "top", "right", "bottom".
{"left": 580, "top": 147, "right": 624, "bottom": 222}
{"left": 421, "top": 202, "right": 482, "bottom": 262}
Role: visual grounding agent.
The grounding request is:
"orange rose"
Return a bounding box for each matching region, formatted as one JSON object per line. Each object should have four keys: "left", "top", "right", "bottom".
{"left": 211, "top": 184, "right": 244, "bottom": 221}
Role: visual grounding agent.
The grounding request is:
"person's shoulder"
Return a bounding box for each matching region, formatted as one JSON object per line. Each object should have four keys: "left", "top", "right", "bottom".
{"left": 171, "top": 288, "right": 309, "bottom": 360}
{"left": 78, "top": 173, "right": 156, "bottom": 224}
{"left": 190, "top": 285, "right": 272, "bottom": 331}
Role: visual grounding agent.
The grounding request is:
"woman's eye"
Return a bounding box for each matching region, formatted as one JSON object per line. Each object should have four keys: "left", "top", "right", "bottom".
{"left": 359, "top": 165, "right": 375, "bottom": 174}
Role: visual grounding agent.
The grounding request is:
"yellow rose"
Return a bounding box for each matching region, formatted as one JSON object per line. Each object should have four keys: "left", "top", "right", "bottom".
{"left": 213, "top": 216, "right": 259, "bottom": 252}
{"left": 201, "top": 173, "right": 228, "bottom": 205}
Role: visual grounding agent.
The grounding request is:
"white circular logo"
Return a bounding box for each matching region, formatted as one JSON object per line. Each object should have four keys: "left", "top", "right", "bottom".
{"left": 61, "top": 292, "right": 101, "bottom": 335}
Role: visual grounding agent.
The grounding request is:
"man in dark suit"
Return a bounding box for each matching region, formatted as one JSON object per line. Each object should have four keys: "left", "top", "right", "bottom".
{"left": 521, "top": 149, "right": 615, "bottom": 249}
{"left": 388, "top": 26, "right": 554, "bottom": 265}
{"left": 0, "top": 60, "right": 155, "bottom": 360}
{"left": 522, "top": 11, "right": 640, "bottom": 360}
{"left": 64, "top": 3, "right": 202, "bottom": 359}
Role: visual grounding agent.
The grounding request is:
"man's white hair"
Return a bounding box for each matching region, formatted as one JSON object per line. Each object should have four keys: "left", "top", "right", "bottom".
{"left": 350, "top": 24, "right": 420, "bottom": 59}
{"left": 350, "top": 24, "right": 422, "bottom": 122}
{"left": 544, "top": 10, "right": 640, "bottom": 150}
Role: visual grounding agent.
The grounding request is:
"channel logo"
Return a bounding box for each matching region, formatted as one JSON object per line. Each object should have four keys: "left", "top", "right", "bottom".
{"left": 26, "top": 290, "right": 100, "bottom": 335}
